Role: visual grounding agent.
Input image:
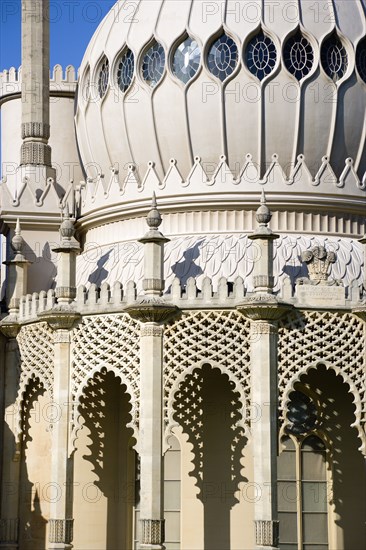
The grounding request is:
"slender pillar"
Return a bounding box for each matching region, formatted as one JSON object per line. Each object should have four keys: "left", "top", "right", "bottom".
{"left": 39, "top": 210, "right": 80, "bottom": 550}
{"left": 48, "top": 329, "right": 73, "bottom": 550}
{"left": 250, "top": 320, "right": 279, "bottom": 549}
{"left": 238, "top": 191, "right": 291, "bottom": 549}
{"left": 125, "top": 195, "right": 178, "bottom": 550}
{"left": 139, "top": 323, "right": 165, "bottom": 548}
{"left": 21, "top": 0, "right": 51, "bottom": 166}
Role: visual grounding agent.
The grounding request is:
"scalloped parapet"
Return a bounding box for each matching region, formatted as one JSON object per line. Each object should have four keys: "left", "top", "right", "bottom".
{"left": 0, "top": 64, "right": 77, "bottom": 101}
{"left": 79, "top": 155, "right": 366, "bottom": 222}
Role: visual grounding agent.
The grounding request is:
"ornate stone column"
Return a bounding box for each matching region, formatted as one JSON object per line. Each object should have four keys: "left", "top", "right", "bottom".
{"left": 237, "top": 191, "right": 292, "bottom": 549}
{"left": 38, "top": 211, "right": 80, "bottom": 550}
{"left": 125, "top": 195, "right": 178, "bottom": 550}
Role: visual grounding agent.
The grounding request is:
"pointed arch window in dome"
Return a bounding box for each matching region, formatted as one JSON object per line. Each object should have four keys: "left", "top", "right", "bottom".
{"left": 98, "top": 57, "right": 109, "bottom": 98}
{"left": 321, "top": 34, "right": 348, "bottom": 81}
{"left": 246, "top": 31, "right": 277, "bottom": 80}
{"left": 284, "top": 31, "right": 314, "bottom": 81}
{"left": 142, "top": 41, "right": 165, "bottom": 88}
{"left": 207, "top": 33, "right": 238, "bottom": 82}
{"left": 82, "top": 67, "right": 90, "bottom": 102}
{"left": 356, "top": 37, "right": 366, "bottom": 83}
{"left": 117, "top": 48, "right": 135, "bottom": 92}
{"left": 172, "top": 37, "right": 201, "bottom": 84}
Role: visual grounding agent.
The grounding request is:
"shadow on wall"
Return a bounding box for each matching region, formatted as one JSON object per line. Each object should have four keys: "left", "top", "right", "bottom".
{"left": 173, "top": 363, "right": 248, "bottom": 550}
{"left": 170, "top": 242, "right": 204, "bottom": 288}
{"left": 78, "top": 369, "right": 134, "bottom": 550}
{"left": 87, "top": 250, "right": 112, "bottom": 285}
{"left": 297, "top": 365, "right": 366, "bottom": 548}
{"left": 18, "top": 378, "right": 48, "bottom": 549}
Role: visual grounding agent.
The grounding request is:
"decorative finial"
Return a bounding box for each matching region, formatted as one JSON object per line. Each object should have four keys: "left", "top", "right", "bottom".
{"left": 146, "top": 192, "right": 162, "bottom": 230}
{"left": 60, "top": 203, "right": 75, "bottom": 241}
{"left": 256, "top": 188, "right": 272, "bottom": 228}
{"left": 11, "top": 218, "right": 25, "bottom": 256}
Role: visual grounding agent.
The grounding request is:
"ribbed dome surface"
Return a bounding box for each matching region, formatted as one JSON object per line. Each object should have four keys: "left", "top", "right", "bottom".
{"left": 75, "top": 0, "right": 366, "bottom": 184}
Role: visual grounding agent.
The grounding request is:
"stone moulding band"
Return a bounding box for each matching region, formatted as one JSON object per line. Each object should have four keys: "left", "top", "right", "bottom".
{"left": 21, "top": 122, "right": 50, "bottom": 140}
{"left": 20, "top": 141, "right": 51, "bottom": 166}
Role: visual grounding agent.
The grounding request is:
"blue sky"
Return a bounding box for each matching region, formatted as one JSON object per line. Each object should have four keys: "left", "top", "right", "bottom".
{"left": 0, "top": 0, "right": 116, "bottom": 71}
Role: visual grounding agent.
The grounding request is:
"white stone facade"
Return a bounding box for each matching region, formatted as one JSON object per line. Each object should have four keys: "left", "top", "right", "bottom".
{"left": 0, "top": 1, "right": 365, "bottom": 549}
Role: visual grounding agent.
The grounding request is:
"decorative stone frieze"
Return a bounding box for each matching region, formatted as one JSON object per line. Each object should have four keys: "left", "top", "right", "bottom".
{"left": 53, "top": 330, "right": 71, "bottom": 344}
{"left": 255, "top": 520, "right": 279, "bottom": 547}
{"left": 0, "top": 518, "right": 19, "bottom": 544}
{"left": 250, "top": 321, "right": 277, "bottom": 335}
{"left": 21, "top": 121, "right": 50, "bottom": 140}
{"left": 140, "top": 519, "right": 165, "bottom": 546}
{"left": 49, "top": 518, "right": 73, "bottom": 544}
{"left": 140, "top": 324, "right": 164, "bottom": 337}
{"left": 20, "top": 141, "right": 52, "bottom": 166}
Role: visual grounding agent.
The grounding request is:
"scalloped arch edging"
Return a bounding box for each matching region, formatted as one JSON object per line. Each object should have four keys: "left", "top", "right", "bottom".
{"left": 281, "top": 361, "right": 366, "bottom": 456}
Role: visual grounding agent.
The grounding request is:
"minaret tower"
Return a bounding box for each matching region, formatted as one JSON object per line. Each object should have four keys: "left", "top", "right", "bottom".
{"left": 20, "top": 0, "right": 52, "bottom": 169}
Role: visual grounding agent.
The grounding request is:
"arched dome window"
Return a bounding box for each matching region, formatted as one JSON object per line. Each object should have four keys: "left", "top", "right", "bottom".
{"left": 116, "top": 48, "right": 134, "bottom": 92}
{"left": 356, "top": 37, "right": 366, "bottom": 83}
{"left": 82, "top": 66, "right": 90, "bottom": 102}
{"left": 321, "top": 34, "right": 348, "bottom": 81}
{"left": 207, "top": 33, "right": 238, "bottom": 82}
{"left": 284, "top": 31, "right": 314, "bottom": 81}
{"left": 141, "top": 41, "right": 165, "bottom": 88}
{"left": 245, "top": 31, "right": 277, "bottom": 80}
{"left": 172, "top": 36, "right": 201, "bottom": 84}
{"left": 97, "top": 56, "right": 109, "bottom": 98}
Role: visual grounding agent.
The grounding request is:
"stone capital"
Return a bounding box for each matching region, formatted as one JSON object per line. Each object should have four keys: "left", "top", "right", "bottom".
{"left": 0, "top": 317, "right": 20, "bottom": 339}
{"left": 237, "top": 294, "right": 292, "bottom": 321}
{"left": 38, "top": 305, "right": 81, "bottom": 330}
{"left": 125, "top": 297, "right": 179, "bottom": 324}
